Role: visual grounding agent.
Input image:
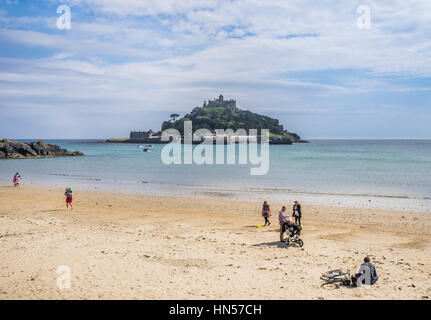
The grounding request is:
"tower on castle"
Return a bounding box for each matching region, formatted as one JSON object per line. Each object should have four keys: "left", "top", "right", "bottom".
{"left": 203, "top": 94, "right": 236, "bottom": 109}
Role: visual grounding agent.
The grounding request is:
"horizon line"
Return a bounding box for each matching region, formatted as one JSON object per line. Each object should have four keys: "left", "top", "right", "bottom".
{"left": 5, "top": 137, "right": 431, "bottom": 141}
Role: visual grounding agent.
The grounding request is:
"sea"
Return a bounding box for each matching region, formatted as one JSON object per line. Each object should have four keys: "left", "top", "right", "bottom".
{"left": 1, "top": 139, "right": 430, "bottom": 212}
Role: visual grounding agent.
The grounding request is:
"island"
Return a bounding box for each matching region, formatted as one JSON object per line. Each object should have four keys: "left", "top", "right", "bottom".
{"left": 107, "top": 95, "right": 308, "bottom": 144}
{"left": 0, "top": 139, "right": 84, "bottom": 159}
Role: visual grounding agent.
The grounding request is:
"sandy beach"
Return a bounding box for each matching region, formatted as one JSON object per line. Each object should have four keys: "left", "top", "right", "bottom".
{"left": 0, "top": 184, "right": 430, "bottom": 300}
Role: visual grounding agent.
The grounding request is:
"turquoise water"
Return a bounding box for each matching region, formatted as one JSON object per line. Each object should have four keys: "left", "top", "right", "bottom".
{"left": 1, "top": 140, "right": 430, "bottom": 210}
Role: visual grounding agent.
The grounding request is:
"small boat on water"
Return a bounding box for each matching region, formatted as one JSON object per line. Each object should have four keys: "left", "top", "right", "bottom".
{"left": 137, "top": 145, "right": 143, "bottom": 148}
{"left": 145, "top": 145, "right": 153, "bottom": 148}
{"left": 143, "top": 148, "right": 151, "bottom": 152}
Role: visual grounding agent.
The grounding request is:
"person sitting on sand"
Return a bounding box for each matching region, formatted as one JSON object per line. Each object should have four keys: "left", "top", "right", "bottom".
{"left": 351, "top": 256, "right": 378, "bottom": 286}
{"left": 65, "top": 187, "right": 73, "bottom": 210}
{"left": 262, "top": 201, "right": 271, "bottom": 226}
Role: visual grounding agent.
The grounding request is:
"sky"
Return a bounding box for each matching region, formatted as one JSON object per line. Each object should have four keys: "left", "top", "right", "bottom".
{"left": 0, "top": 0, "right": 430, "bottom": 139}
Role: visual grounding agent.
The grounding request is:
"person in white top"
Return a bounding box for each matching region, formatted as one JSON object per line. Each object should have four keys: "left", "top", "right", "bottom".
{"left": 279, "top": 206, "right": 293, "bottom": 241}
{"left": 278, "top": 206, "right": 289, "bottom": 225}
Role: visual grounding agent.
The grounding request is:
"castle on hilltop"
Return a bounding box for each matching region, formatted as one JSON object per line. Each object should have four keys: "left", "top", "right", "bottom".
{"left": 114, "top": 93, "right": 307, "bottom": 144}
{"left": 129, "top": 130, "right": 158, "bottom": 142}
{"left": 203, "top": 95, "right": 236, "bottom": 109}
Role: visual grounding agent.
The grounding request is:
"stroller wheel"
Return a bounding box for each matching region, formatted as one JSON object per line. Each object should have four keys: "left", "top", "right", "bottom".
{"left": 297, "top": 239, "right": 304, "bottom": 247}
{"left": 284, "top": 238, "right": 290, "bottom": 245}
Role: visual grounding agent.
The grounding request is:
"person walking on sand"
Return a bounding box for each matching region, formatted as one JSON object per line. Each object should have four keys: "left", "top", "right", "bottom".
{"left": 16, "top": 175, "right": 22, "bottom": 187}
{"left": 292, "top": 200, "right": 302, "bottom": 226}
{"left": 13, "top": 172, "right": 20, "bottom": 187}
{"left": 262, "top": 201, "right": 271, "bottom": 226}
{"left": 65, "top": 187, "right": 73, "bottom": 210}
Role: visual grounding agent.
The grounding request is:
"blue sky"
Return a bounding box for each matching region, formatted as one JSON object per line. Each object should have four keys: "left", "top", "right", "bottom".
{"left": 0, "top": 0, "right": 430, "bottom": 139}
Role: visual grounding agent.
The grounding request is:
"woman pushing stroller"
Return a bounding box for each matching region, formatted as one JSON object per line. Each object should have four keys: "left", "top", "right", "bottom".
{"left": 279, "top": 205, "right": 303, "bottom": 246}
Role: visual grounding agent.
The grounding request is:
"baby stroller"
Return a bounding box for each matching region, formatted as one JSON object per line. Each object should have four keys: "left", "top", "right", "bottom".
{"left": 280, "top": 221, "right": 303, "bottom": 247}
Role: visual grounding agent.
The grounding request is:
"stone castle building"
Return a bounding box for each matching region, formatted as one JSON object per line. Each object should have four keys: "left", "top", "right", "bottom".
{"left": 130, "top": 95, "right": 237, "bottom": 142}
{"left": 203, "top": 95, "right": 236, "bottom": 109}
{"left": 129, "top": 129, "right": 155, "bottom": 141}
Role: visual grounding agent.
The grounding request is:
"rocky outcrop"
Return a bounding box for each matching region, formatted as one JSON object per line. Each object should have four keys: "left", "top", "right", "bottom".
{"left": 286, "top": 132, "right": 309, "bottom": 143}
{"left": 0, "top": 139, "right": 84, "bottom": 159}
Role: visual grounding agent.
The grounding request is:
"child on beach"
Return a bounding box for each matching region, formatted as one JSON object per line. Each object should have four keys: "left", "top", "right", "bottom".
{"left": 13, "top": 173, "right": 21, "bottom": 187}
{"left": 262, "top": 201, "right": 271, "bottom": 226}
{"left": 65, "top": 187, "right": 73, "bottom": 210}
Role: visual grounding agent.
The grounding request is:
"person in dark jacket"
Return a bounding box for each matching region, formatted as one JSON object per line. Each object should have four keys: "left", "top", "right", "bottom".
{"left": 261, "top": 201, "right": 271, "bottom": 226}
{"left": 351, "top": 256, "right": 378, "bottom": 286}
{"left": 292, "top": 201, "right": 302, "bottom": 225}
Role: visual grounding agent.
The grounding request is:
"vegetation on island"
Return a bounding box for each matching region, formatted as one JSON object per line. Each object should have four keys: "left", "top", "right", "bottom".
{"left": 161, "top": 106, "right": 298, "bottom": 140}
{"left": 106, "top": 137, "right": 130, "bottom": 142}
{"left": 107, "top": 97, "right": 306, "bottom": 143}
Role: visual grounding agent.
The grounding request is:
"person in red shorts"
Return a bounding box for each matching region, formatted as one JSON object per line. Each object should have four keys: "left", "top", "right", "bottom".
{"left": 13, "top": 172, "right": 20, "bottom": 187}
{"left": 65, "top": 187, "right": 73, "bottom": 210}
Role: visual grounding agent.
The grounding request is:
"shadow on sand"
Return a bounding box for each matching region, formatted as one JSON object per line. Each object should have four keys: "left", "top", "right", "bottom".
{"left": 244, "top": 225, "right": 281, "bottom": 233}
{"left": 39, "top": 209, "right": 65, "bottom": 213}
{"left": 253, "top": 241, "right": 301, "bottom": 249}
{"left": 321, "top": 282, "right": 356, "bottom": 290}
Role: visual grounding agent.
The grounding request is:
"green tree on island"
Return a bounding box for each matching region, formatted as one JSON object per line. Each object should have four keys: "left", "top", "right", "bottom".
{"left": 170, "top": 113, "right": 180, "bottom": 122}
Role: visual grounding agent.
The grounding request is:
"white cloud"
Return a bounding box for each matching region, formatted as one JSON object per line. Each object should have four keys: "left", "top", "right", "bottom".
{"left": 56, "top": 0, "right": 220, "bottom": 16}
{"left": 1, "top": 0, "right": 431, "bottom": 138}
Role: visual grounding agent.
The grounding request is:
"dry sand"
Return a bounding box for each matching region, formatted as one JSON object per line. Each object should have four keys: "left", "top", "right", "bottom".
{"left": 0, "top": 184, "right": 430, "bottom": 300}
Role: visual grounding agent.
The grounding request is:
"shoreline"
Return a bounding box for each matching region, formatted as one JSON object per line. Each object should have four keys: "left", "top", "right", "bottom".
{"left": 1, "top": 139, "right": 429, "bottom": 214}
{"left": 1, "top": 178, "right": 430, "bottom": 213}
{"left": 0, "top": 183, "right": 430, "bottom": 299}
